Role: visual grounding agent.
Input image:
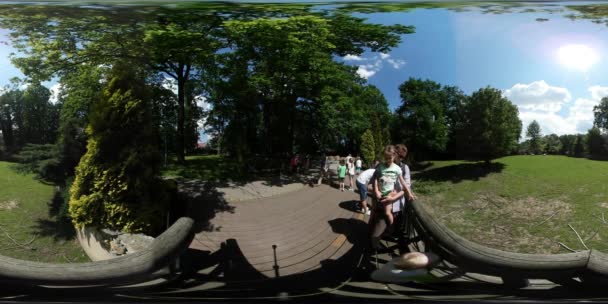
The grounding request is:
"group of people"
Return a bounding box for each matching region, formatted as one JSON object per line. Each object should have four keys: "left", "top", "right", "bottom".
{"left": 335, "top": 144, "right": 416, "bottom": 244}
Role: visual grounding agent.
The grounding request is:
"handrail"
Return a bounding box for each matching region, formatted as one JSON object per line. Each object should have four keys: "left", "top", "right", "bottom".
{"left": 409, "top": 200, "right": 608, "bottom": 282}
{"left": 0, "top": 217, "right": 194, "bottom": 286}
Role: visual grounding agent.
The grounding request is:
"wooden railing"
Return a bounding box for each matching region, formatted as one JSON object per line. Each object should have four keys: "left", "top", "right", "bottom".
{"left": 0, "top": 217, "right": 194, "bottom": 286}
{"left": 409, "top": 200, "right": 608, "bottom": 285}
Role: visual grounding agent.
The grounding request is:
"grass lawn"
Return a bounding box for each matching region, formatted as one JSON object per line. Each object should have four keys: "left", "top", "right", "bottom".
{"left": 161, "top": 155, "right": 245, "bottom": 181}
{"left": 414, "top": 155, "right": 608, "bottom": 254}
{"left": 0, "top": 161, "right": 89, "bottom": 263}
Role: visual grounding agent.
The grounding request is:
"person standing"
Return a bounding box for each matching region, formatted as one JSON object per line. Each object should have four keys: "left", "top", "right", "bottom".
{"left": 338, "top": 159, "right": 347, "bottom": 191}
{"left": 355, "top": 157, "right": 362, "bottom": 174}
{"left": 347, "top": 158, "right": 356, "bottom": 191}
{"left": 356, "top": 168, "right": 375, "bottom": 215}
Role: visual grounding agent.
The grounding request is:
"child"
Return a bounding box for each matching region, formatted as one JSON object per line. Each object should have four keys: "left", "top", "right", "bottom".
{"left": 356, "top": 167, "right": 376, "bottom": 215}
{"left": 355, "top": 157, "right": 362, "bottom": 175}
{"left": 373, "top": 145, "right": 415, "bottom": 226}
{"left": 347, "top": 158, "right": 356, "bottom": 191}
{"left": 338, "top": 159, "right": 347, "bottom": 191}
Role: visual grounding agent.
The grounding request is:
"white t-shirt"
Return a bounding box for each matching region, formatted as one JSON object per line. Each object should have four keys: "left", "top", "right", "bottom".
{"left": 347, "top": 162, "right": 355, "bottom": 175}
{"left": 356, "top": 169, "right": 375, "bottom": 185}
{"left": 355, "top": 159, "right": 362, "bottom": 168}
{"left": 394, "top": 162, "right": 412, "bottom": 213}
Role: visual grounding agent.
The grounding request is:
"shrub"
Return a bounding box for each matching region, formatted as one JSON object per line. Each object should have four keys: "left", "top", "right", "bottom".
{"left": 69, "top": 64, "right": 169, "bottom": 235}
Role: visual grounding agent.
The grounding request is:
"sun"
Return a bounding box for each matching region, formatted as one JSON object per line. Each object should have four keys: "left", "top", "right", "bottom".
{"left": 557, "top": 44, "right": 599, "bottom": 71}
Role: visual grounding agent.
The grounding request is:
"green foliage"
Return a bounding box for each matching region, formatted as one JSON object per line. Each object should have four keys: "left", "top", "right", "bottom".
{"left": 594, "top": 97, "right": 608, "bottom": 132}
{"left": 360, "top": 129, "right": 375, "bottom": 167}
{"left": 543, "top": 134, "right": 561, "bottom": 155}
{"left": 526, "top": 120, "right": 542, "bottom": 154}
{"left": 13, "top": 143, "right": 64, "bottom": 183}
{"left": 574, "top": 134, "right": 586, "bottom": 157}
{"left": 457, "top": 87, "right": 521, "bottom": 162}
{"left": 587, "top": 127, "right": 608, "bottom": 158}
{"left": 395, "top": 78, "right": 449, "bottom": 160}
{"left": 559, "top": 134, "right": 577, "bottom": 155}
{"left": 57, "top": 64, "right": 106, "bottom": 175}
{"left": 69, "top": 64, "right": 169, "bottom": 235}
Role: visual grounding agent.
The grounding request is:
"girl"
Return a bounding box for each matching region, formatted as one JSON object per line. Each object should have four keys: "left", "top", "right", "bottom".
{"left": 373, "top": 145, "right": 415, "bottom": 226}
{"left": 338, "top": 159, "right": 347, "bottom": 191}
{"left": 347, "top": 158, "right": 356, "bottom": 191}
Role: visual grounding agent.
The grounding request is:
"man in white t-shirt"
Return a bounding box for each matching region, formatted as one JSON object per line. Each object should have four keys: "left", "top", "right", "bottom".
{"left": 356, "top": 168, "right": 375, "bottom": 215}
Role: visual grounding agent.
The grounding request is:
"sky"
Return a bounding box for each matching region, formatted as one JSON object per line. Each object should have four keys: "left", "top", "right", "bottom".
{"left": 337, "top": 4, "right": 608, "bottom": 139}
{"left": 2, "top": 3, "right": 608, "bottom": 141}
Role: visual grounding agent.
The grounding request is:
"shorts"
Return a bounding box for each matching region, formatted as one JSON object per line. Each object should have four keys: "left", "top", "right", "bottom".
{"left": 356, "top": 181, "right": 367, "bottom": 201}
{"left": 356, "top": 167, "right": 361, "bottom": 173}
{"left": 339, "top": 175, "right": 346, "bottom": 182}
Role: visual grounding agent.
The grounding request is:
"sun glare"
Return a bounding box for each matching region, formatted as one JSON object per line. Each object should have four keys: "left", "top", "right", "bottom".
{"left": 557, "top": 44, "right": 599, "bottom": 71}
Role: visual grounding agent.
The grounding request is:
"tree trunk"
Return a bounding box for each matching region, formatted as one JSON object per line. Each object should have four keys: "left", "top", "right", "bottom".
{"left": 176, "top": 77, "right": 186, "bottom": 164}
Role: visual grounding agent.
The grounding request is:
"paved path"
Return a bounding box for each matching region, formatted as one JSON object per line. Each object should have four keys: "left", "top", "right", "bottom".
{"left": 188, "top": 184, "right": 368, "bottom": 279}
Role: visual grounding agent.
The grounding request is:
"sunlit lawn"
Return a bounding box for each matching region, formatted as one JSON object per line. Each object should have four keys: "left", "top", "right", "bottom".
{"left": 161, "top": 155, "right": 246, "bottom": 182}
{"left": 0, "top": 161, "right": 88, "bottom": 263}
{"left": 415, "top": 155, "right": 608, "bottom": 254}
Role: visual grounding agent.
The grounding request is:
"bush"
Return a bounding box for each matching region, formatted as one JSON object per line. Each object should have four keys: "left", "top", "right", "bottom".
{"left": 69, "top": 64, "right": 169, "bottom": 235}
{"left": 13, "top": 143, "right": 65, "bottom": 183}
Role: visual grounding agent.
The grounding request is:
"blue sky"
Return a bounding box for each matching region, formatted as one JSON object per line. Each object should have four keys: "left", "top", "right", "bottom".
{"left": 339, "top": 5, "right": 608, "bottom": 138}
{"left": 2, "top": 3, "right": 608, "bottom": 141}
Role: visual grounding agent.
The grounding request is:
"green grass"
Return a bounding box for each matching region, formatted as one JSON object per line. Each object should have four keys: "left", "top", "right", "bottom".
{"left": 415, "top": 155, "right": 608, "bottom": 254}
{"left": 0, "top": 161, "right": 89, "bottom": 263}
{"left": 161, "top": 155, "right": 246, "bottom": 182}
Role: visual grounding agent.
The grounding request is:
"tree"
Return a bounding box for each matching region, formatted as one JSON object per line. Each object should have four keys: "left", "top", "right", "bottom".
{"left": 543, "top": 134, "right": 561, "bottom": 154}
{"left": 594, "top": 97, "right": 608, "bottom": 133}
{"left": 587, "top": 127, "right": 607, "bottom": 158}
{"left": 456, "top": 87, "right": 521, "bottom": 163}
{"left": 68, "top": 63, "right": 169, "bottom": 234}
{"left": 394, "top": 78, "right": 448, "bottom": 160}
{"left": 526, "top": 120, "right": 542, "bottom": 154}
{"left": 574, "top": 134, "right": 586, "bottom": 157}
{"left": 559, "top": 134, "right": 577, "bottom": 156}
{"left": 360, "top": 129, "right": 375, "bottom": 167}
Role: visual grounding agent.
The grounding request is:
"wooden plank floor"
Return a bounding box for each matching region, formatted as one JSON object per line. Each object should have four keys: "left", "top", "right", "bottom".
{"left": 189, "top": 184, "right": 368, "bottom": 279}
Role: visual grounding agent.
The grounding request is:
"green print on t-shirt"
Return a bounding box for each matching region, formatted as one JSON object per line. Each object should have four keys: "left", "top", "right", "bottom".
{"left": 378, "top": 163, "right": 402, "bottom": 196}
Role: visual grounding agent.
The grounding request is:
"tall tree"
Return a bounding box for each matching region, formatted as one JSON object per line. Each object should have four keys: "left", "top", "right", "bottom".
{"left": 594, "top": 97, "right": 608, "bottom": 133}
{"left": 526, "top": 120, "right": 542, "bottom": 154}
{"left": 456, "top": 87, "right": 521, "bottom": 163}
{"left": 69, "top": 62, "right": 168, "bottom": 234}
{"left": 395, "top": 78, "right": 448, "bottom": 160}
{"left": 587, "top": 127, "right": 607, "bottom": 158}
{"left": 360, "top": 129, "right": 375, "bottom": 167}
{"left": 574, "top": 134, "right": 586, "bottom": 157}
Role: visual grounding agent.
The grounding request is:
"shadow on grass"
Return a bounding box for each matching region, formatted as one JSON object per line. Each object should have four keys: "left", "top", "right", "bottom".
{"left": 32, "top": 190, "right": 76, "bottom": 241}
{"left": 414, "top": 162, "right": 506, "bottom": 184}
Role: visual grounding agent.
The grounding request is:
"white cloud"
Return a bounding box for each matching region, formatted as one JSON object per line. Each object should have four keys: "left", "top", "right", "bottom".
{"left": 343, "top": 54, "right": 364, "bottom": 61}
{"left": 519, "top": 111, "right": 576, "bottom": 137}
{"left": 342, "top": 52, "right": 406, "bottom": 79}
{"left": 503, "top": 80, "right": 571, "bottom": 113}
{"left": 49, "top": 83, "right": 62, "bottom": 105}
{"left": 511, "top": 81, "right": 606, "bottom": 136}
{"left": 588, "top": 85, "right": 608, "bottom": 101}
{"left": 356, "top": 65, "right": 377, "bottom": 79}
{"left": 162, "top": 77, "right": 178, "bottom": 95}
{"left": 387, "top": 58, "right": 406, "bottom": 69}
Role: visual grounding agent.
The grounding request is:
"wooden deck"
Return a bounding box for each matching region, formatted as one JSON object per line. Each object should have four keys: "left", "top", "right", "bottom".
{"left": 188, "top": 184, "right": 368, "bottom": 280}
